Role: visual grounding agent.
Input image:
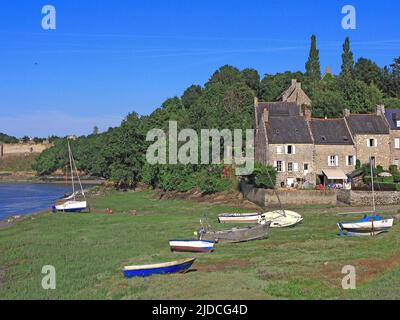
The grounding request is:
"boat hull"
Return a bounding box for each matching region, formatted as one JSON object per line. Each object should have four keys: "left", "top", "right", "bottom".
{"left": 55, "top": 200, "right": 87, "bottom": 212}
{"left": 261, "top": 210, "right": 303, "bottom": 228}
{"left": 218, "top": 213, "right": 261, "bottom": 224}
{"left": 123, "top": 258, "right": 195, "bottom": 278}
{"left": 169, "top": 240, "right": 215, "bottom": 253}
{"left": 338, "top": 217, "right": 394, "bottom": 236}
{"left": 198, "top": 221, "right": 271, "bottom": 243}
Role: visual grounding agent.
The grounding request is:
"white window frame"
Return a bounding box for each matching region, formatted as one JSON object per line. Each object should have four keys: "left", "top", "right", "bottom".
{"left": 288, "top": 162, "right": 294, "bottom": 172}
{"left": 286, "top": 145, "right": 296, "bottom": 155}
{"left": 367, "top": 138, "right": 377, "bottom": 148}
{"left": 346, "top": 155, "right": 355, "bottom": 166}
{"left": 293, "top": 163, "right": 299, "bottom": 172}
{"left": 276, "top": 146, "right": 283, "bottom": 155}
{"left": 328, "top": 155, "right": 339, "bottom": 167}
{"left": 395, "top": 138, "right": 400, "bottom": 149}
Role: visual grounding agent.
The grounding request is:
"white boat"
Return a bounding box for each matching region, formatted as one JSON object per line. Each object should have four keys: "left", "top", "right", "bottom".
{"left": 53, "top": 138, "right": 88, "bottom": 213}
{"left": 261, "top": 210, "right": 304, "bottom": 228}
{"left": 169, "top": 240, "right": 215, "bottom": 252}
{"left": 338, "top": 216, "right": 394, "bottom": 236}
{"left": 218, "top": 212, "right": 262, "bottom": 224}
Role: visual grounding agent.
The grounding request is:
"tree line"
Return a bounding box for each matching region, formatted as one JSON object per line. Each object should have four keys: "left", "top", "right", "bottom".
{"left": 33, "top": 36, "right": 400, "bottom": 192}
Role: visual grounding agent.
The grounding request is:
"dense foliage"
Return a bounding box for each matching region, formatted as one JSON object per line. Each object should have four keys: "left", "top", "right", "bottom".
{"left": 0, "top": 133, "right": 19, "bottom": 144}
{"left": 33, "top": 35, "right": 400, "bottom": 193}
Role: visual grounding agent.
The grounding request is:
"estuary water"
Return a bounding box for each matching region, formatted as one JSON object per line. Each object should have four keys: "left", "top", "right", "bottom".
{"left": 0, "top": 183, "right": 79, "bottom": 221}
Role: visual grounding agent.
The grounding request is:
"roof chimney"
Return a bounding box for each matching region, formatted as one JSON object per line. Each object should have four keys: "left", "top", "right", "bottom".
{"left": 303, "top": 105, "right": 312, "bottom": 122}
{"left": 296, "top": 82, "right": 301, "bottom": 90}
{"left": 343, "top": 109, "right": 351, "bottom": 117}
{"left": 291, "top": 79, "right": 297, "bottom": 86}
{"left": 376, "top": 105, "right": 385, "bottom": 116}
{"left": 325, "top": 66, "right": 332, "bottom": 75}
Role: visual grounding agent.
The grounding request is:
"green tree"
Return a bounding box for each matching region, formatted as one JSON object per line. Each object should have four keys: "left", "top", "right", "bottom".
{"left": 241, "top": 68, "right": 261, "bottom": 95}
{"left": 181, "top": 85, "right": 202, "bottom": 109}
{"left": 354, "top": 58, "right": 382, "bottom": 85}
{"left": 340, "top": 37, "right": 355, "bottom": 78}
{"left": 305, "top": 34, "right": 321, "bottom": 83}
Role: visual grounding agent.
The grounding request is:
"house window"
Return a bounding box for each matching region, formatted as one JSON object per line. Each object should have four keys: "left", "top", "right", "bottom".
{"left": 368, "top": 138, "right": 377, "bottom": 147}
{"left": 276, "top": 146, "right": 283, "bottom": 154}
{"left": 347, "top": 155, "right": 355, "bottom": 166}
{"left": 304, "top": 163, "right": 309, "bottom": 171}
{"left": 288, "top": 162, "right": 293, "bottom": 172}
{"left": 397, "top": 120, "right": 400, "bottom": 128}
{"left": 329, "top": 156, "right": 338, "bottom": 167}
{"left": 286, "top": 145, "right": 295, "bottom": 155}
{"left": 395, "top": 138, "right": 400, "bottom": 149}
{"left": 276, "top": 161, "right": 283, "bottom": 172}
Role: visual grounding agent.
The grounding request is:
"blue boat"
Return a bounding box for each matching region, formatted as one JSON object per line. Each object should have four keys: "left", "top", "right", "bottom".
{"left": 123, "top": 258, "right": 196, "bottom": 278}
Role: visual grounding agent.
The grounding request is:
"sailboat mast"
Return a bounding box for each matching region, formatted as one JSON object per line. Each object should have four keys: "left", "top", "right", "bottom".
{"left": 67, "top": 139, "right": 76, "bottom": 199}
{"left": 370, "top": 148, "right": 376, "bottom": 213}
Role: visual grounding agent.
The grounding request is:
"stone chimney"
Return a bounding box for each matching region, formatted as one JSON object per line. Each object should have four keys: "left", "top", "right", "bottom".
{"left": 343, "top": 109, "right": 351, "bottom": 117}
{"left": 376, "top": 105, "right": 386, "bottom": 116}
{"left": 303, "top": 105, "right": 312, "bottom": 121}
{"left": 291, "top": 79, "right": 297, "bottom": 86}
{"left": 263, "top": 108, "right": 269, "bottom": 123}
{"left": 295, "top": 81, "right": 301, "bottom": 91}
{"left": 325, "top": 66, "right": 332, "bottom": 75}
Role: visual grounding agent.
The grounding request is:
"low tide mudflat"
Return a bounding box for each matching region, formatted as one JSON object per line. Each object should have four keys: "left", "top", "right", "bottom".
{"left": 1, "top": 190, "right": 400, "bottom": 300}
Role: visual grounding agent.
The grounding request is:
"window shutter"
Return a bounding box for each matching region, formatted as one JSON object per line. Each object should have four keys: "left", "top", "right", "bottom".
{"left": 374, "top": 139, "right": 377, "bottom": 147}
{"left": 293, "top": 146, "right": 296, "bottom": 155}
{"left": 328, "top": 156, "right": 331, "bottom": 166}
{"left": 282, "top": 161, "right": 286, "bottom": 172}
{"left": 294, "top": 163, "right": 299, "bottom": 172}
{"left": 273, "top": 161, "right": 277, "bottom": 169}
{"left": 346, "top": 156, "right": 349, "bottom": 166}
{"left": 335, "top": 156, "right": 339, "bottom": 166}
{"left": 277, "top": 146, "right": 282, "bottom": 154}
{"left": 395, "top": 139, "right": 400, "bottom": 149}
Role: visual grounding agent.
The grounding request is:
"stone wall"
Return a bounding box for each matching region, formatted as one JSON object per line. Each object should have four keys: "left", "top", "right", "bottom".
{"left": 0, "top": 143, "right": 51, "bottom": 157}
{"left": 338, "top": 189, "right": 400, "bottom": 206}
{"left": 354, "top": 134, "right": 391, "bottom": 169}
{"left": 240, "top": 182, "right": 337, "bottom": 207}
{"left": 314, "top": 144, "right": 356, "bottom": 175}
{"left": 389, "top": 130, "right": 400, "bottom": 168}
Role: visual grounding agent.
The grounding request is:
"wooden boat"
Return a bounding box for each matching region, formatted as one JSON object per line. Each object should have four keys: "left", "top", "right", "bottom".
{"left": 338, "top": 215, "right": 394, "bottom": 236}
{"left": 123, "top": 258, "right": 196, "bottom": 278}
{"left": 54, "top": 138, "right": 88, "bottom": 213}
{"left": 169, "top": 240, "right": 215, "bottom": 253}
{"left": 218, "top": 212, "right": 262, "bottom": 224}
{"left": 261, "top": 210, "right": 303, "bottom": 228}
{"left": 197, "top": 220, "right": 271, "bottom": 243}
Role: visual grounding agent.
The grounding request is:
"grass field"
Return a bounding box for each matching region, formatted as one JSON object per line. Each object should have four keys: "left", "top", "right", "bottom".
{"left": 0, "top": 153, "right": 37, "bottom": 172}
{"left": 1, "top": 190, "right": 400, "bottom": 300}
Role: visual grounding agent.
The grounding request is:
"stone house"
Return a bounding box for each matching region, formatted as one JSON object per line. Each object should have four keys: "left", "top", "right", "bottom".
{"left": 382, "top": 107, "right": 400, "bottom": 168}
{"left": 344, "top": 107, "right": 391, "bottom": 170}
{"left": 310, "top": 118, "right": 356, "bottom": 187}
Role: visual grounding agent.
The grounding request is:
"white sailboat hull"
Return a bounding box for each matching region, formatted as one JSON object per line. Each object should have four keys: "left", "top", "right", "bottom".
{"left": 218, "top": 213, "right": 261, "bottom": 224}
{"left": 339, "top": 219, "right": 393, "bottom": 233}
{"left": 55, "top": 200, "right": 87, "bottom": 212}
{"left": 261, "top": 210, "right": 304, "bottom": 228}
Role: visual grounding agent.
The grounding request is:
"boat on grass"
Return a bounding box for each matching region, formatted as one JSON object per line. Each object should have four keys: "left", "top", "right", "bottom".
{"left": 197, "top": 219, "right": 271, "bottom": 243}
{"left": 53, "top": 137, "right": 88, "bottom": 213}
{"left": 261, "top": 210, "right": 303, "bottom": 228}
{"left": 169, "top": 240, "right": 215, "bottom": 253}
{"left": 338, "top": 215, "right": 394, "bottom": 236}
{"left": 218, "top": 212, "right": 262, "bottom": 224}
{"left": 123, "top": 258, "right": 196, "bottom": 278}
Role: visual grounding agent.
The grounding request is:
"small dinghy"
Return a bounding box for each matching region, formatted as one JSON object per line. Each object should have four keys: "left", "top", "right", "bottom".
{"left": 197, "top": 219, "right": 271, "bottom": 243}
{"left": 261, "top": 210, "right": 303, "bottom": 228}
{"left": 123, "top": 258, "right": 196, "bottom": 278}
{"left": 169, "top": 240, "right": 215, "bottom": 253}
{"left": 338, "top": 215, "right": 394, "bottom": 236}
{"left": 218, "top": 212, "right": 262, "bottom": 224}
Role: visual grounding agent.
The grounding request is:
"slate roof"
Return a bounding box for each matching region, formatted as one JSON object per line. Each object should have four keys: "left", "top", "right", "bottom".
{"left": 384, "top": 109, "right": 400, "bottom": 130}
{"left": 310, "top": 119, "right": 353, "bottom": 145}
{"left": 265, "top": 116, "right": 313, "bottom": 144}
{"left": 346, "top": 114, "right": 389, "bottom": 135}
{"left": 256, "top": 102, "right": 300, "bottom": 124}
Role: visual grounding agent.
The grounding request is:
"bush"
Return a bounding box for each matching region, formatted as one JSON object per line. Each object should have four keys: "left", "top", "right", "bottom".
{"left": 252, "top": 163, "right": 277, "bottom": 189}
{"left": 355, "top": 159, "right": 361, "bottom": 170}
{"left": 197, "top": 165, "right": 232, "bottom": 194}
{"left": 158, "top": 165, "right": 197, "bottom": 192}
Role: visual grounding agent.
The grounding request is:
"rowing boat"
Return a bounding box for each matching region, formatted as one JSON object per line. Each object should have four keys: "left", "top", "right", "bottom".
{"left": 169, "top": 240, "right": 215, "bottom": 253}
{"left": 123, "top": 258, "right": 196, "bottom": 278}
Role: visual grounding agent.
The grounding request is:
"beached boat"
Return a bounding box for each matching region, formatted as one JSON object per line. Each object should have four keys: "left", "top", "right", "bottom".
{"left": 122, "top": 258, "right": 196, "bottom": 278}
{"left": 197, "top": 220, "right": 271, "bottom": 243}
{"left": 53, "top": 138, "right": 88, "bottom": 213}
{"left": 338, "top": 215, "right": 394, "bottom": 236}
{"left": 261, "top": 210, "right": 303, "bottom": 228}
{"left": 169, "top": 240, "right": 215, "bottom": 253}
{"left": 218, "top": 212, "right": 262, "bottom": 224}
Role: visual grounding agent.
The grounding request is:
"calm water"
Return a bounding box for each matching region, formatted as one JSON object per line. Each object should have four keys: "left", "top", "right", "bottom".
{"left": 0, "top": 183, "right": 87, "bottom": 221}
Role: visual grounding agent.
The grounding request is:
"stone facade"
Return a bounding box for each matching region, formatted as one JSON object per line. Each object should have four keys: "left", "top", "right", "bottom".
{"left": 267, "top": 143, "right": 315, "bottom": 188}
{"left": 0, "top": 142, "right": 51, "bottom": 157}
{"left": 338, "top": 189, "right": 400, "bottom": 206}
{"left": 389, "top": 130, "right": 400, "bottom": 167}
{"left": 314, "top": 144, "right": 356, "bottom": 175}
{"left": 352, "top": 134, "right": 391, "bottom": 169}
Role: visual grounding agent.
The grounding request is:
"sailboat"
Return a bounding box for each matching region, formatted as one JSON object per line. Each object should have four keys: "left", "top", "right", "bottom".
{"left": 338, "top": 154, "right": 394, "bottom": 236}
{"left": 53, "top": 138, "right": 88, "bottom": 213}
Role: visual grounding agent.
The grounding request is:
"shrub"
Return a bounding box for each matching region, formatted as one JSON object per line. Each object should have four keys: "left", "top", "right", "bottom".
{"left": 355, "top": 159, "right": 361, "bottom": 170}
{"left": 197, "top": 165, "right": 232, "bottom": 194}
{"left": 252, "top": 163, "right": 277, "bottom": 189}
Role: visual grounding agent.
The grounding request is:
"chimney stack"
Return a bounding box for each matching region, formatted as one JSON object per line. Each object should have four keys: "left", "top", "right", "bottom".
{"left": 295, "top": 81, "right": 301, "bottom": 91}
{"left": 376, "top": 105, "right": 385, "bottom": 116}
{"left": 291, "top": 79, "right": 297, "bottom": 86}
{"left": 343, "top": 109, "right": 351, "bottom": 117}
{"left": 303, "top": 105, "right": 312, "bottom": 121}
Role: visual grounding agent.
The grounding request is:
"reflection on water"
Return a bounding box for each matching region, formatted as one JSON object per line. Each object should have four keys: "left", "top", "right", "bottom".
{"left": 0, "top": 183, "right": 92, "bottom": 221}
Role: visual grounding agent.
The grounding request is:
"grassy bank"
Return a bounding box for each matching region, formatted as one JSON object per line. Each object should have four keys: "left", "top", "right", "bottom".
{"left": 0, "top": 153, "right": 37, "bottom": 172}
{"left": 1, "top": 190, "right": 400, "bottom": 300}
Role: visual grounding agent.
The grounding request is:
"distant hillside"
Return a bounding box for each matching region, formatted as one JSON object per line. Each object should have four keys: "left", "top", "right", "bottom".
{"left": 0, "top": 153, "right": 38, "bottom": 172}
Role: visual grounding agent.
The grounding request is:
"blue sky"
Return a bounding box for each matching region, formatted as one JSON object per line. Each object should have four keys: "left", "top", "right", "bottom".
{"left": 0, "top": 0, "right": 399, "bottom": 137}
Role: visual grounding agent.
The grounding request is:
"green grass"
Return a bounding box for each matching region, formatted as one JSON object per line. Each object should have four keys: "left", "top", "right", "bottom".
{"left": 0, "top": 153, "right": 37, "bottom": 172}
{"left": 1, "top": 190, "right": 400, "bottom": 300}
